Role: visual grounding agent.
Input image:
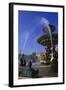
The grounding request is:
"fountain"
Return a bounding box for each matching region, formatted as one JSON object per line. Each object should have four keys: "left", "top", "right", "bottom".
{"left": 37, "top": 21, "right": 58, "bottom": 63}
{"left": 42, "top": 23, "right": 54, "bottom": 62}
{"left": 37, "top": 18, "right": 58, "bottom": 72}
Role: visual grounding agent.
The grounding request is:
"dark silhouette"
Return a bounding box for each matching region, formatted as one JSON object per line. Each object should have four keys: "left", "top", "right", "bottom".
{"left": 20, "top": 57, "right": 23, "bottom": 66}
{"left": 20, "top": 54, "right": 26, "bottom": 66}
{"left": 28, "top": 61, "right": 32, "bottom": 68}
{"left": 51, "top": 48, "right": 58, "bottom": 73}
{"left": 28, "top": 61, "right": 39, "bottom": 78}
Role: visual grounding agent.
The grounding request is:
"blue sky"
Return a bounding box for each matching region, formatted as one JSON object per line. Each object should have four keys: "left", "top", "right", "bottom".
{"left": 18, "top": 11, "right": 58, "bottom": 55}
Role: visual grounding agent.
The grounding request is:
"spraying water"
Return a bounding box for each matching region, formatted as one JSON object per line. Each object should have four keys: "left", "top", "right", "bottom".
{"left": 22, "top": 22, "right": 40, "bottom": 54}
{"left": 22, "top": 32, "right": 29, "bottom": 53}
{"left": 40, "top": 17, "right": 54, "bottom": 62}
{"left": 22, "top": 17, "right": 54, "bottom": 61}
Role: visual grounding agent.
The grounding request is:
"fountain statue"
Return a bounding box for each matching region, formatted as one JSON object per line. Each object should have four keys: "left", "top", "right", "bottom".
{"left": 37, "top": 23, "right": 58, "bottom": 72}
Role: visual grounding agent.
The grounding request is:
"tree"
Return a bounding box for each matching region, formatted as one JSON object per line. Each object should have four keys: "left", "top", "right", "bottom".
{"left": 31, "top": 53, "right": 37, "bottom": 62}
{"left": 40, "top": 53, "right": 46, "bottom": 62}
{"left": 40, "top": 53, "right": 45, "bottom": 60}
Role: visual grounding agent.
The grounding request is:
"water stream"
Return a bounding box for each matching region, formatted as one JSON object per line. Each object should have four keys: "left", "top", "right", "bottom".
{"left": 40, "top": 17, "right": 54, "bottom": 62}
